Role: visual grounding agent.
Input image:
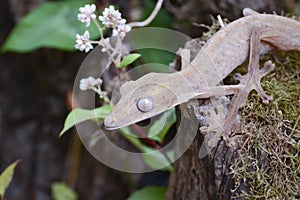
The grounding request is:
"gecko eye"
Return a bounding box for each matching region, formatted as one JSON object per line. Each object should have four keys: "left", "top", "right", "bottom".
{"left": 137, "top": 97, "right": 154, "bottom": 112}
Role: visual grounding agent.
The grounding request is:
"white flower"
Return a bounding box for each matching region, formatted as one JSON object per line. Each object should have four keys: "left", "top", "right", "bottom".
{"left": 98, "top": 91, "right": 107, "bottom": 99}
{"left": 79, "top": 77, "right": 107, "bottom": 100}
{"left": 79, "top": 77, "right": 97, "bottom": 91}
{"left": 101, "top": 38, "right": 111, "bottom": 52}
{"left": 79, "top": 77, "right": 104, "bottom": 91}
{"left": 112, "top": 24, "right": 132, "bottom": 38}
{"left": 75, "top": 31, "right": 93, "bottom": 52}
{"left": 99, "top": 5, "right": 126, "bottom": 28}
{"left": 78, "top": 4, "right": 97, "bottom": 27}
{"left": 94, "top": 78, "right": 103, "bottom": 86}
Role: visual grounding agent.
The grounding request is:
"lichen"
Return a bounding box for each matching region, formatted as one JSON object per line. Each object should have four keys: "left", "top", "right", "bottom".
{"left": 230, "top": 50, "right": 300, "bottom": 199}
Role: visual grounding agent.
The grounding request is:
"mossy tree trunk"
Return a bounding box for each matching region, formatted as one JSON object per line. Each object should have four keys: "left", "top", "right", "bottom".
{"left": 166, "top": 50, "right": 300, "bottom": 199}
{"left": 166, "top": 104, "right": 239, "bottom": 200}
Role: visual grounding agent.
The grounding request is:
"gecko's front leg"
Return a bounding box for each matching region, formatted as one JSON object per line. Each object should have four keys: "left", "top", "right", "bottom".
{"left": 222, "top": 27, "right": 275, "bottom": 146}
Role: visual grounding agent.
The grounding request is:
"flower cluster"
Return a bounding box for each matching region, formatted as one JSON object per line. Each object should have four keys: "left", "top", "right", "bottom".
{"left": 79, "top": 77, "right": 107, "bottom": 99}
{"left": 99, "top": 5, "right": 126, "bottom": 28}
{"left": 79, "top": 76, "right": 102, "bottom": 90}
{"left": 76, "top": 4, "right": 135, "bottom": 101}
{"left": 77, "top": 4, "right": 96, "bottom": 27}
{"left": 75, "top": 31, "right": 93, "bottom": 53}
{"left": 75, "top": 4, "right": 132, "bottom": 53}
{"left": 101, "top": 38, "right": 111, "bottom": 52}
{"left": 99, "top": 5, "right": 131, "bottom": 38}
{"left": 112, "top": 24, "right": 132, "bottom": 38}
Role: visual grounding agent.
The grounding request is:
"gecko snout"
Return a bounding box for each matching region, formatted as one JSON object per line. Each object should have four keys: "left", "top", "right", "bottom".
{"left": 104, "top": 115, "right": 117, "bottom": 130}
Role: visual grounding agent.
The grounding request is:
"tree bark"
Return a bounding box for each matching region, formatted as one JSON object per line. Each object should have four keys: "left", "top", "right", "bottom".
{"left": 166, "top": 101, "right": 239, "bottom": 200}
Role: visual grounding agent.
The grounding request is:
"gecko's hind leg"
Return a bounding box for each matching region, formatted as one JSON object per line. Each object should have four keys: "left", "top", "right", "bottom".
{"left": 222, "top": 28, "right": 275, "bottom": 146}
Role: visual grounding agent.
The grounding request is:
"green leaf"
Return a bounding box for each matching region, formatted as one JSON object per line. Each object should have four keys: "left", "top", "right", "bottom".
{"left": 148, "top": 108, "right": 176, "bottom": 142}
{"left": 118, "top": 127, "right": 144, "bottom": 148}
{"left": 51, "top": 182, "right": 78, "bottom": 200}
{"left": 117, "top": 53, "right": 141, "bottom": 69}
{"left": 127, "top": 186, "right": 167, "bottom": 200}
{"left": 119, "top": 128, "right": 174, "bottom": 171}
{"left": 2, "top": 0, "right": 99, "bottom": 52}
{"left": 142, "top": 148, "right": 174, "bottom": 171}
{"left": 137, "top": 49, "right": 175, "bottom": 67}
{"left": 0, "top": 160, "right": 20, "bottom": 198}
{"left": 59, "top": 104, "right": 112, "bottom": 137}
{"left": 118, "top": 109, "right": 176, "bottom": 170}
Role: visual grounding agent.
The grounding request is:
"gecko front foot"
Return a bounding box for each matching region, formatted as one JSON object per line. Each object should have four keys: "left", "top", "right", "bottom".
{"left": 234, "top": 60, "right": 275, "bottom": 104}
{"left": 233, "top": 28, "right": 275, "bottom": 104}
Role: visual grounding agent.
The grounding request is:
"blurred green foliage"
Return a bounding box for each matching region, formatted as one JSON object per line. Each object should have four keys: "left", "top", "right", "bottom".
{"left": 2, "top": 0, "right": 99, "bottom": 52}
{"left": 59, "top": 104, "right": 112, "bottom": 137}
{"left": 59, "top": 105, "right": 175, "bottom": 171}
{"left": 127, "top": 186, "right": 167, "bottom": 200}
{"left": 0, "top": 160, "right": 19, "bottom": 200}
{"left": 134, "top": 0, "right": 175, "bottom": 66}
{"left": 118, "top": 53, "right": 141, "bottom": 69}
{"left": 51, "top": 182, "right": 78, "bottom": 200}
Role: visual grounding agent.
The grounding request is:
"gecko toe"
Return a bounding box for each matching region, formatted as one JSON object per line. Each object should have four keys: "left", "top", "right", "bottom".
{"left": 233, "top": 73, "right": 244, "bottom": 82}
{"left": 253, "top": 77, "right": 273, "bottom": 104}
{"left": 259, "top": 60, "right": 275, "bottom": 77}
{"left": 258, "top": 84, "right": 273, "bottom": 103}
{"left": 254, "top": 60, "right": 275, "bottom": 104}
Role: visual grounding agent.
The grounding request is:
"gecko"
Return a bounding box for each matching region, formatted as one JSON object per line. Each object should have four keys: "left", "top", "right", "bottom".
{"left": 104, "top": 8, "right": 300, "bottom": 141}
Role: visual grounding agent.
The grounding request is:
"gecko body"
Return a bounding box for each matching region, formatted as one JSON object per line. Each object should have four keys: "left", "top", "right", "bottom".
{"left": 104, "top": 10, "right": 300, "bottom": 130}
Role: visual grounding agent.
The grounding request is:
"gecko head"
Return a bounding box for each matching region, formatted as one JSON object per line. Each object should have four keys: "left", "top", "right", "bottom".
{"left": 104, "top": 73, "right": 178, "bottom": 130}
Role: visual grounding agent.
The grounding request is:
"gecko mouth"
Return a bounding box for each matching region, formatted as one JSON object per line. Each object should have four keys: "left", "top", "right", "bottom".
{"left": 103, "top": 116, "right": 120, "bottom": 130}
{"left": 104, "top": 115, "right": 151, "bottom": 130}
{"left": 104, "top": 125, "right": 119, "bottom": 130}
{"left": 104, "top": 114, "right": 138, "bottom": 130}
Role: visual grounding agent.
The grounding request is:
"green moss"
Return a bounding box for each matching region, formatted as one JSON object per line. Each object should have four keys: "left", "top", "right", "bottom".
{"left": 198, "top": 15, "right": 300, "bottom": 199}
{"left": 230, "top": 50, "right": 300, "bottom": 199}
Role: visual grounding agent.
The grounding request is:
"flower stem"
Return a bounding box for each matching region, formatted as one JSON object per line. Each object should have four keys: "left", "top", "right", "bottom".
{"left": 128, "top": 0, "right": 164, "bottom": 27}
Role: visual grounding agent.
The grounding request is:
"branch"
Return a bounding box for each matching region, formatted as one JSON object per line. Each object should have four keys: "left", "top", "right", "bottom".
{"left": 128, "top": 0, "right": 164, "bottom": 28}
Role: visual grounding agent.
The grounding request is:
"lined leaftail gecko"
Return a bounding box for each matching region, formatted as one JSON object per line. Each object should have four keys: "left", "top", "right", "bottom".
{"left": 104, "top": 8, "right": 300, "bottom": 142}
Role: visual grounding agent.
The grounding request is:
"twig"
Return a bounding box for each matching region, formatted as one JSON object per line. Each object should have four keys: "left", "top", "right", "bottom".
{"left": 128, "top": 0, "right": 164, "bottom": 27}
{"left": 217, "top": 15, "right": 225, "bottom": 27}
{"left": 92, "top": 18, "right": 119, "bottom": 67}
